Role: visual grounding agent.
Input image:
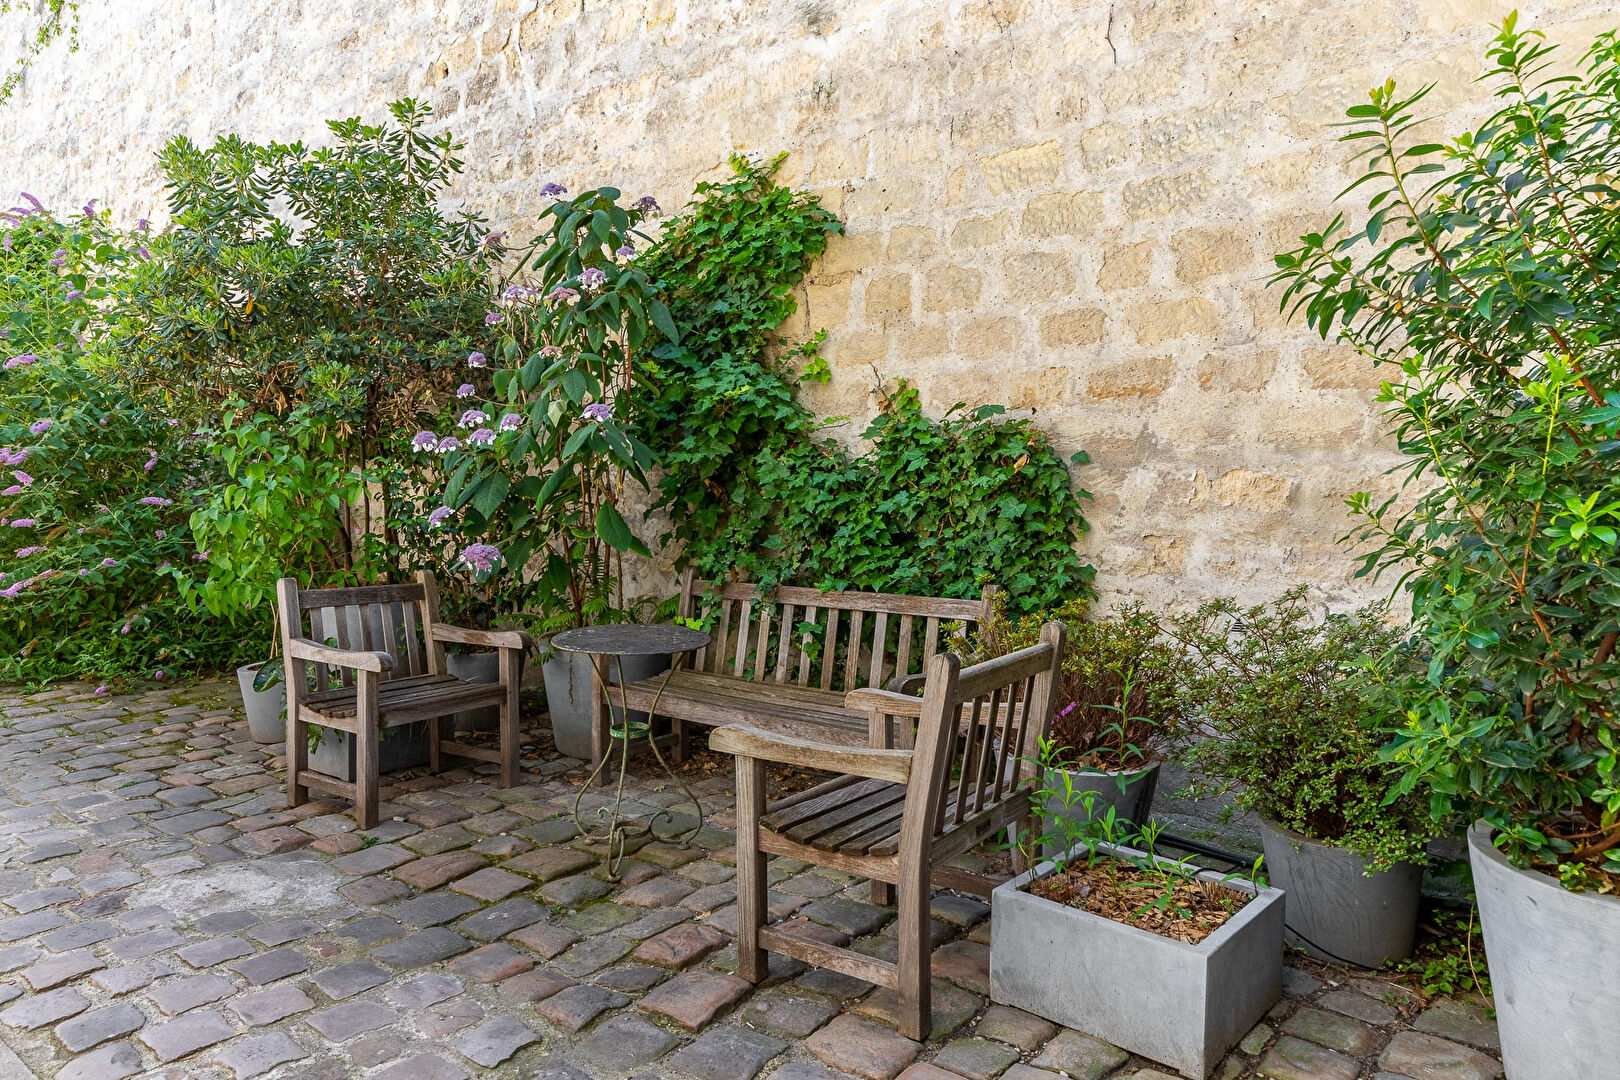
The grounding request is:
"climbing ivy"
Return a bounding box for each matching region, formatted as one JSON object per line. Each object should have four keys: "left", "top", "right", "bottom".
{"left": 641, "top": 155, "right": 1094, "bottom": 614}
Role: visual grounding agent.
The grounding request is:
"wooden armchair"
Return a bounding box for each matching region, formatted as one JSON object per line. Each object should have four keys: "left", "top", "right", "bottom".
{"left": 712, "top": 621, "right": 1064, "bottom": 1041}
{"left": 275, "top": 571, "right": 532, "bottom": 828}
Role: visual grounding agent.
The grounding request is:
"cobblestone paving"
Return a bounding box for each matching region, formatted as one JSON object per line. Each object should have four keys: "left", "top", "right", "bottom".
{"left": 0, "top": 681, "right": 1504, "bottom": 1079}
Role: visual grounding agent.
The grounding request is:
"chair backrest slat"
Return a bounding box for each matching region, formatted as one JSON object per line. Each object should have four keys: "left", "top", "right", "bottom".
{"left": 820, "top": 609, "right": 840, "bottom": 691}
{"left": 732, "top": 600, "right": 754, "bottom": 678}
{"left": 276, "top": 574, "right": 447, "bottom": 703}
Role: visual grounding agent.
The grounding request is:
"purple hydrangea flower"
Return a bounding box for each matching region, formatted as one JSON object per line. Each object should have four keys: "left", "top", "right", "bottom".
{"left": 539, "top": 345, "right": 564, "bottom": 358}
{"left": 436, "top": 436, "right": 462, "bottom": 454}
{"left": 483, "top": 230, "right": 508, "bottom": 249}
{"left": 155, "top": 529, "right": 165, "bottom": 539}
{"left": 138, "top": 496, "right": 171, "bottom": 506}
{"left": 539, "top": 182, "right": 567, "bottom": 198}
{"left": 456, "top": 383, "right": 476, "bottom": 398}
{"left": 459, "top": 542, "right": 502, "bottom": 573}
{"left": 428, "top": 506, "right": 454, "bottom": 528}
{"left": 633, "top": 195, "right": 660, "bottom": 214}
{"left": 502, "top": 284, "right": 531, "bottom": 301}
{"left": 546, "top": 287, "right": 580, "bottom": 304}
{"left": 498, "top": 413, "right": 523, "bottom": 432}
{"left": 580, "top": 267, "right": 607, "bottom": 291}
{"left": 467, "top": 427, "right": 496, "bottom": 446}
{"left": 467, "top": 351, "right": 487, "bottom": 368}
{"left": 616, "top": 243, "right": 636, "bottom": 258}
{"left": 457, "top": 409, "right": 489, "bottom": 429}
{"left": 484, "top": 311, "right": 505, "bottom": 326}
{"left": 64, "top": 289, "right": 83, "bottom": 301}
{"left": 582, "top": 402, "right": 613, "bottom": 424}
{"left": 411, "top": 430, "right": 440, "bottom": 452}
{"left": 3, "top": 354, "right": 36, "bottom": 369}
{"left": 29, "top": 419, "right": 52, "bottom": 435}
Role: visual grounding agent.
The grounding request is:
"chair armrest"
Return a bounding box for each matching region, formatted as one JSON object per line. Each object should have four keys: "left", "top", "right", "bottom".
{"left": 843, "top": 687, "right": 924, "bottom": 718}
{"left": 285, "top": 637, "right": 394, "bottom": 673}
{"left": 431, "top": 624, "right": 533, "bottom": 651}
{"left": 883, "top": 672, "right": 927, "bottom": 696}
{"left": 711, "top": 725, "right": 912, "bottom": 784}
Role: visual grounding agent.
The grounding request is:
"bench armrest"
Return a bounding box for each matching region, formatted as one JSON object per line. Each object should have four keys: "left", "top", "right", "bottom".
{"left": 285, "top": 637, "right": 394, "bottom": 673}
{"left": 843, "top": 687, "right": 925, "bottom": 718}
{"left": 431, "top": 624, "right": 532, "bottom": 651}
{"left": 712, "top": 725, "right": 912, "bottom": 784}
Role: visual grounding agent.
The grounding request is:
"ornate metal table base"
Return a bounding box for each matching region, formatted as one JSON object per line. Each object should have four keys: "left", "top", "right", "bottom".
{"left": 553, "top": 624, "right": 710, "bottom": 881}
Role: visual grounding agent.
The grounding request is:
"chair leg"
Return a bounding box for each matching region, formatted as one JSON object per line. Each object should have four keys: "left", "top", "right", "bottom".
{"left": 871, "top": 880, "right": 896, "bottom": 906}
{"left": 735, "top": 755, "right": 768, "bottom": 984}
{"left": 498, "top": 648, "right": 521, "bottom": 788}
{"left": 354, "top": 672, "right": 380, "bottom": 830}
{"left": 428, "top": 714, "right": 442, "bottom": 775}
{"left": 672, "top": 718, "right": 689, "bottom": 764}
{"left": 897, "top": 855, "right": 932, "bottom": 1042}
{"left": 286, "top": 708, "right": 308, "bottom": 810}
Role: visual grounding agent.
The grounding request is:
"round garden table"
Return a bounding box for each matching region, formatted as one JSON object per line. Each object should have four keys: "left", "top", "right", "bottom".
{"left": 551, "top": 623, "right": 711, "bottom": 880}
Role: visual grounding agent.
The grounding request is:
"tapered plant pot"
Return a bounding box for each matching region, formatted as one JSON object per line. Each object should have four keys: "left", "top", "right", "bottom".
{"left": 1470, "top": 821, "right": 1620, "bottom": 1079}
{"left": 1259, "top": 817, "right": 1422, "bottom": 968}
{"left": 236, "top": 662, "right": 286, "bottom": 745}
{"left": 991, "top": 840, "right": 1284, "bottom": 1079}
{"left": 1039, "top": 761, "right": 1160, "bottom": 855}
{"left": 445, "top": 650, "right": 504, "bottom": 733}
{"left": 541, "top": 640, "right": 671, "bottom": 760}
{"left": 307, "top": 722, "right": 433, "bottom": 783}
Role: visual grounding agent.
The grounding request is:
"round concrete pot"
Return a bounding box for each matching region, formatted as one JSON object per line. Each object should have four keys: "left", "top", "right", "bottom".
{"left": 1036, "top": 761, "right": 1159, "bottom": 856}
{"left": 445, "top": 650, "right": 504, "bottom": 733}
{"left": 1258, "top": 817, "right": 1422, "bottom": 968}
{"left": 236, "top": 662, "right": 286, "bottom": 744}
{"left": 542, "top": 642, "right": 671, "bottom": 760}
{"left": 1470, "top": 821, "right": 1620, "bottom": 1079}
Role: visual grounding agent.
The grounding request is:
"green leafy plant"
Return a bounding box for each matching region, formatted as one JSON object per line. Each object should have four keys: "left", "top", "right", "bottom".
{"left": 1164, "top": 588, "right": 1432, "bottom": 871}
{"left": 1270, "top": 15, "right": 1620, "bottom": 888}
{"left": 977, "top": 594, "right": 1183, "bottom": 769}
{"left": 640, "top": 155, "right": 1094, "bottom": 615}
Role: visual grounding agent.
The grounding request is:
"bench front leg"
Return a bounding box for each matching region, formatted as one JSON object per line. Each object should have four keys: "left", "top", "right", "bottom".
{"left": 354, "top": 669, "right": 380, "bottom": 830}
{"left": 498, "top": 646, "right": 522, "bottom": 787}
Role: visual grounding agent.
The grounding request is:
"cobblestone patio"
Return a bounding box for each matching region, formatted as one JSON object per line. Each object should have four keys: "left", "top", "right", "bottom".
{"left": 0, "top": 681, "right": 1504, "bottom": 1080}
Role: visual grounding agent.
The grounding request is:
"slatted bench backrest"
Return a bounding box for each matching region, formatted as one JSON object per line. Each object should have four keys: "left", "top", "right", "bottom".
{"left": 276, "top": 572, "right": 446, "bottom": 692}
{"left": 676, "top": 569, "right": 996, "bottom": 694}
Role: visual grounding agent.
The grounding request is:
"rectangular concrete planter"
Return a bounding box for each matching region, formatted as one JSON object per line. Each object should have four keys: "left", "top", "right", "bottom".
{"left": 307, "top": 720, "right": 436, "bottom": 784}
{"left": 990, "top": 841, "right": 1285, "bottom": 1079}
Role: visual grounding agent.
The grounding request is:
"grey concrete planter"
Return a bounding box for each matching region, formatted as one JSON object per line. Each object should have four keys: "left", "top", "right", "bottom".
{"left": 307, "top": 721, "right": 433, "bottom": 784}
{"left": 235, "top": 662, "right": 286, "bottom": 745}
{"left": 991, "top": 841, "right": 1284, "bottom": 1079}
{"left": 542, "top": 642, "right": 671, "bottom": 760}
{"left": 1470, "top": 821, "right": 1620, "bottom": 1079}
{"left": 1259, "top": 817, "right": 1422, "bottom": 968}
{"left": 445, "top": 650, "right": 503, "bottom": 733}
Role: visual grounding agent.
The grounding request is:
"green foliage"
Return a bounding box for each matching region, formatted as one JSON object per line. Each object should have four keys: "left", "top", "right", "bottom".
{"left": 641, "top": 155, "right": 1094, "bottom": 614}
{"left": 0, "top": 1, "right": 77, "bottom": 105}
{"left": 1393, "top": 904, "right": 1491, "bottom": 999}
{"left": 1270, "top": 15, "right": 1620, "bottom": 886}
{"left": 0, "top": 197, "right": 250, "bottom": 682}
{"left": 976, "top": 594, "right": 1184, "bottom": 768}
{"left": 1164, "top": 589, "right": 1432, "bottom": 871}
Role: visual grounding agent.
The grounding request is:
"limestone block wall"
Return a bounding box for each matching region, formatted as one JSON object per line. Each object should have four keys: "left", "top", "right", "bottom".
{"left": 1, "top": 0, "right": 1611, "bottom": 609}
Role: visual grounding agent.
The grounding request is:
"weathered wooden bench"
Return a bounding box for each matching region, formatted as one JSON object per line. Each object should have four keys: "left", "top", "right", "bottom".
{"left": 714, "top": 621, "right": 1065, "bottom": 1040}
{"left": 276, "top": 571, "right": 531, "bottom": 828}
{"left": 595, "top": 569, "right": 998, "bottom": 766}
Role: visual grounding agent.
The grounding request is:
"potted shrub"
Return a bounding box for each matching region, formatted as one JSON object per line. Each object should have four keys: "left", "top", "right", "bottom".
{"left": 1270, "top": 17, "right": 1620, "bottom": 1075}
{"left": 991, "top": 769, "right": 1284, "bottom": 1080}
{"left": 979, "top": 596, "right": 1185, "bottom": 841}
{"left": 1163, "top": 589, "right": 1431, "bottom": 968}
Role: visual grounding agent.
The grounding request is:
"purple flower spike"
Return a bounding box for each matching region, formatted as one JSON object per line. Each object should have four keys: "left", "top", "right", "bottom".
{"left": 456, "top": 383, "right": 476, "bottom": 398}
{"left": 582, "top": 402, "right": 613, "bottom": 424}
{"left": 0, "top": 486, "right": 19, "bottom": 496}
{"left": 137, "top": 496, "right": 171, "bottom": 506}
{"left": 428, "top": 506, "right": 454, "bottom": 528}
{"left": 467, "top": 351, "right": 487, "bottom": 368}
{"left": 3, "top": 354, "right": 37, "bottom": 369}
{"left": 82, "top": 199, "right": 98, "bottom": 218}
{"left": 10, "top": 471, "right": 29, "bottom": 486}
{"left": 135, "top": 218, "right": 150, "bottom": 233}
{"left": 10, "top": 518, "right": 34, "bottom": 527}
{"left": 411, "top": 430, "right": 440, "bottom": 452}
{"left": 64, "top": 289, "right": 83, "bottom": 301}
{"left": 459, "top": 542, "right": 502, "bottom": 573}
{"left": 0, "top": 584, "right": 21, "bottom": 600}
{"left": 29, "top": 419, "right": 52, "bottom": 435}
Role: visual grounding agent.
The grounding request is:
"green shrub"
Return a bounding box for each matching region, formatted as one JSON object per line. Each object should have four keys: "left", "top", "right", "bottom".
{"left": 1270, "top": 16, "right": 1620, "bottom": 887}
{"left": 1163, "top": 589, "right": 1431, "bottom": 870}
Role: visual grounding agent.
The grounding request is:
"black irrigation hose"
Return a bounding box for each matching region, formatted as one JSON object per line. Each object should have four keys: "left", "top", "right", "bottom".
{"left": 1153, "top": 831, "right": 1370, "bottom": 969}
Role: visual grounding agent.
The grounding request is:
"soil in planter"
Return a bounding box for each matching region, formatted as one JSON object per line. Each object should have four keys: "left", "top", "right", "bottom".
{"left": 1028, "top": 860, "right": 1254, "bottom": 945}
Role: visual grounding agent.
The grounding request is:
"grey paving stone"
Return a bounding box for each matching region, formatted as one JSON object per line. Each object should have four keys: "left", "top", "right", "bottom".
{"left": 1258, "top": 1035, "right": 1361, "bottom": 1080}
{"left": 309, "top": 998, "right": 398, "bottom": 1041}
{"left": 552, "top": 933, "right": 633, "bottom": 977}
{"left": 539, "top": 873, "right": 612, "bottom": 907}
{"left": 574, "top": 1014, "right": 680, "bottom": 1071}
{"left": 332, "top": 844, "right": 415, "bottom": 875}
{"left": 594, "top": 962, "right": 668, "bottom": 992}
{"left": 0, "top": 943, "right": 38, "bottom": 972}
{"left": 369, "top": 1054, "right": 471, "bottom": 1080}
{"left": 231, "top": 984, "right": 316, "bottom": 1026}
{"left": 0, "top": 985, "right": 90, "bottom": 1029}
{"left": 311, "top": 960, "right": 390, "bottom": 1000}
{"left": 737, "top": 988, "right": 844, "bottom": 1039}
{"left": 1320, "top": 989, "right": 1400, "bottom": 1025}
{"left": 148, "top": 972, "right": 237, "bottom": 1016}
{"left": 20, "top": 947, "right": 104, "bottom": 989}
{"left": 54, "top": 1040, "right": 143, "bottom": 1080}
{"left": 386, "top": 973, "right": 464, "bottom": 1009}
{"left": 231, "top": 946, "right": 310, "bottom": 985}
{"left": 1030, "top": 1030, "right": 1129, "bottom": 1079}
{"left": 373, "top": 927, "right": 473, "bottom": 968}
{"left": 176, "top": 936, "right": 257, "bottom": 969}
{"left": 194, "top": 909, "right": 260, "bottom": 934}
{"left": 334, "top": 915, "right": 405, "bottom": 945}
{"left": 457, "top": 897, "right": 547, "bottom": 941}
{"left": 6, "top": 886, "right": 81, "bottom": 913}
{"left": 216, "top": 1029, "right": 310, "bottom": 1078}
{"left": 55, "top": 1001, "right": 146, "bottom": 1052}
{"left": 89, "top": 961, "right": 166, "bottom": 997}
{"left": 452, "top": 1015, "right": 541, "bottom": 1067}
{"left": 1379, "top": 1031, "right": 1503, "bottom": 1080}
{"left": 39, "top": 919, "right": 120, "bottom": 951}
{"left": 535, "top": 983, "right": 631, "bottom": 1033}
{"left": 0, "top": 910, "right": 69, "bottom": 941}
{"left": 1413, "top": 996, "right": 1501, "bottom": 1051}
{"left": 247, "top": 916, "right": 321, "bottom": 946}
{"left": 932, "top": 1036, "right": 1022, "bottom": 1080}
{"left": 139, "top": 1007, "right": 236, "bottom": 1062}
{"left": 108, "top": 926, "right": 185, "bottom": 960}
{"left": 800, "top": 897, "right": 893, "bottom": 937}
{"left": 386, "top": 891, "right": 482, "bottom": 927}
{"left": 665, "top": 1025, "right": 789, "bottom": 1080}
{"left": 1283, "top": 1007, "right": 1379, "bottom": 1056}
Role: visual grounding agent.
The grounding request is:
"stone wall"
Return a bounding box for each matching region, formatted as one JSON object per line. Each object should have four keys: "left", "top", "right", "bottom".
{"left": 3, "top": 0, "right": 1613, "bottom": 609}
